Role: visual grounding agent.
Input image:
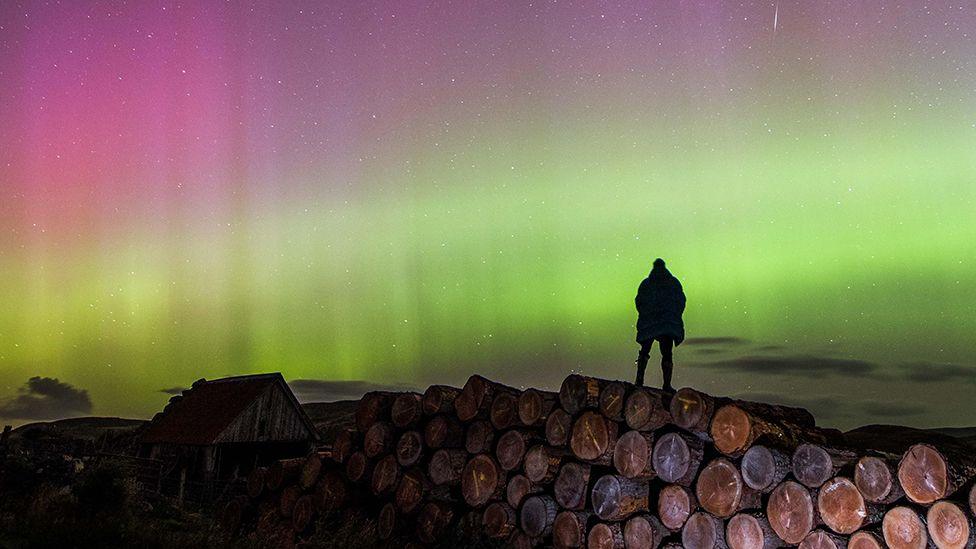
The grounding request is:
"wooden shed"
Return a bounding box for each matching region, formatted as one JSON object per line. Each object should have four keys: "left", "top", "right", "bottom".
{"left": 140, "top": 373, "right": 318, "bottom": 486}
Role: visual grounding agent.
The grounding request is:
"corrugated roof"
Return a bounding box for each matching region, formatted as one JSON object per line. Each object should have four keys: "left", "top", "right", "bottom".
{"left": 140, "top": 373, "right": 316, "bottom": 445}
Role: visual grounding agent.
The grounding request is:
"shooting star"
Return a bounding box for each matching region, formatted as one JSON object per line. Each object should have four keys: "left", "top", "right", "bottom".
{"left": 773, "top": 3, "right": 779, "bottom": 35}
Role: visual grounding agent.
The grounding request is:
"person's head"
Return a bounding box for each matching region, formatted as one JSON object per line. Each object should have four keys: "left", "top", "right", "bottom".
{"left": 653, "top": 258, "right": 665, "bottom": 269}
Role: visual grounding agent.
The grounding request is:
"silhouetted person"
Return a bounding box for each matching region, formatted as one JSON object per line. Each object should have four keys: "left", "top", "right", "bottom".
{"left": 635, "top": 258, "right": 686, "bottom": 391}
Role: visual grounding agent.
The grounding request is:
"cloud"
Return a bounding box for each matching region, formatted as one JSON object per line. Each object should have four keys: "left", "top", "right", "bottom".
{"left": 897, "top": 362, "right": 976, "bottom": 384}
{"left": 288, "top": 379, "right": 418, "bottom": 403}
{"left": 683, "top": 337, "right": 750, "bottom": 346}
{"left": 0, "top": 376, "right": 93, "bottom": 420}
{"left": 854, "top": 401, "right": 927, "bottom": 418}
{"left": 160, "top": 387, "right": 186, "bottom": 395}
{"left": 694, "top": 355, "right": 878, "bottom": 378}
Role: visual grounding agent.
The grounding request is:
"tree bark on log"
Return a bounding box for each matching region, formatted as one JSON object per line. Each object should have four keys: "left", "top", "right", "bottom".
{"left": 356, "top": 391, "right": 397, "bottom": 432}
{"left": 817, "top": 476, "right": 884, "bottom": 534}
{"left": 882, "top": 506, "right": 933, "bottom": 549}
{"left": 521, "top": 494, "right": 559, "bottom": 538}
{"left": 970, "top": 484, "right": 976, "bottom": 517}
{"left": 483, "top": 501, "right": 518, "bottom": 539}
{"left": 560, "top": 374, "right": 605, "bottom": 415}
{"left": 653, "top": 431, "right": 704, "bottom": 486}
{"left": 392, "top": 392, "right": 423, "bottom": 428}
{"left": 898, "top": 443, "right": 976, "bottom": 505}
{"left": 546, "top": 408, "right": 573, "bottom": 447}
{"left": 741, "top": 445, "right": 791, "bottom": 493}
{"left": 461, "top": 454, "right": 505, "bottom": 507}
{"left": 378, "top": 501, "right": 397, "bottom": 540}
{"left": 424, "top": 414, "right": 465, "bottom": 449}
{"left": 588, "top": 522, "right": 625, "bottom": 549}
{"left": 570, "top": 410, "right": 619, "bottom": 465}
{"left": 849, "top": 530, "right": 884, "bottom": 549}
{"left": 682, "top": 511, "right": 729, "bottom": 549}
{"left": 591, "top": 474, "right": 649, "bottom": 521}
{"left": 695, "top": 457, "right": 761, "bottom": 518}
{"left": 524, "top": 444, "right": 568, "bottom": 484}
{"left": 507, "top": 474, "right": 543, "bottom": 509}
{"left": 670, "top": 388, "right": 721, "bottom": 435}
{"left": 363, "top": 421, "right": 395, "bottom": 458}
{"left": 599, "top": 381, "right": 629, "bottom": 422}
{"left": 396, "top": 430, "right": 424, "bottom": 468}
{"left": 490, "top": 391, "right": 521, "bottom": 430}
{"left": 613, "top": 430, "right": 655, "bottom": 479}
{"left": 519, "top": 388, "right": 558, "bottom": 427}
{"left": 792, "top": 443, "right": 857, "bottom": 489}
{"left": 371, "top": 454, "right": 400, "bottom": 496}
{"left": 658, "top": 484, "right": 697, "bottom": 531}
{"left": 925, "top": 500, "right": 974, "bottom": 549}
{"left": 497, "top": 429, "right": 538, "bottom": 471}
{"left": 422, "top": 385, "right": 461, "bottom": 416}
{"left": 624, "top": 514, "right": 668, "bottom": 549}
{"left": 345, "top": 450, "right": 372, "bottom": 483}
{"left": 456, "top": 375, "right": 519, "bottom": 422}
{"left": 416, "top": 501, "right": 455, "bottom": 544}
{"left": 710, "top": 403, "right": 818, "bottom": 457}
{"left": 799, "top": 529, "right": 848, "bottom": 549}
{"left": 429, "top": 448, "right": 467, "bottom": 486}
{"left": 555, "top": 462, "right": 593, "bottom": 511}
{"left": 553, "top": 510, "right": 594, "bottom": 549}
{"left": 465, "top": 419, "right": 495, "bottom": 454}
{"left": 267, "top": 458, "right": 305, "bottom": 491}
{"left": 624, "top": 387, "right": 672, "bottom": 432}
{"left": 768, "top": 480, "right": 819, "bottom": 545}
{"left": 726, "top": 512, "right": 784, "bottom": 549}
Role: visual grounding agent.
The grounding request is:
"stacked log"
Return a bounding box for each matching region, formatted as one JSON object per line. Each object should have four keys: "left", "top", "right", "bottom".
{"left": 222, "top": 373, "right": 976, "bottom": 548}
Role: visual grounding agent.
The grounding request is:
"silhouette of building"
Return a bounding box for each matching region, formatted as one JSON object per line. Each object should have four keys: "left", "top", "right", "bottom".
{"left": 140, "top": 373, "right": 317, "bottom": 492}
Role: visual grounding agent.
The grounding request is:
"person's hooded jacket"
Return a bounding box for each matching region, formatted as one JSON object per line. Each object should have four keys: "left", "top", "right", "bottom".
{"left": 635, "top": 260, "right": 686, "bottom": 344}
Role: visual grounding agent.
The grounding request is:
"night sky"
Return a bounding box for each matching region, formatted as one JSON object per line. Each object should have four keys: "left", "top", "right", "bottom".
{"left": 1, "top": 1, "right": 974, "bottom": 429}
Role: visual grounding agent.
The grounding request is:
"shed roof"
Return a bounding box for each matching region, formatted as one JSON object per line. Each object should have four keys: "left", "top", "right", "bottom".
{"left": 140, "top": 373, "right": 317, "bottom": 445}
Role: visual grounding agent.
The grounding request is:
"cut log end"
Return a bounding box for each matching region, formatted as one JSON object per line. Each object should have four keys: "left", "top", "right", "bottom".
{"left": 849, "top": 531, "right": 884, "bottom": 549}
{"left": 570, "top": 411, "right": 616, "bottom": 463}
{"left": 792, "top": 443, "right": 834, "bottom": 488}
{"left": 725, "top": 513, "right": 767, "bottom": 549}
{"left": 926, "top": 500, "right": 972, "bottom": 549}
{"left": 520, "top": 495, "right": 558, "bottom": 538}
{"left": 588, "top": 522, "right": 625, "bottom": 549}
{"left": 461, "top": 454, "right": 502, "bottom": 508}
{"left": 416, "top": 502, "right": 454, "bottom": 544}
{"left": 377, "top": 502, "right": 397, "bottom": 540}
{"left": 554, "top": 462, "right": 592, "bottom": 511}
{"left": 524, "top": 445, "right": 563, "bottom": 484}
{"left": 371, "top": 454, "right": 400, "bottom": 496}
{"left": 855, "top": 456, "right": 899, "bottom": 503}
{"left": 560, "top": 374, "right": 600, "bottom": 415}
{"left": 658, "top": 484, "right": 695, "bottom": 531}
{"left": 483, "top": 502, "right": 517, "bottom": 539}
{"left": 591, "top": 475, "right": 649, "bottom": 521}
{"left": 395, "top": 468, "right": 427, "bottom": 514}
{"left": 682, "top": 512, "right": 726, "bottom": 549}
{"left": 883, "top": 506, "right": 929, "bottom": 549}
{"left": 817, "top": 476, "right": 868, "bottom": 535}
{"left": 624, "top": 515, "right": 667, "bottom": 549}
{"left": 599, "top": 381, "right": 628, "bottom": 421}
{"left": 768, "top": 481, "right": 815, "bottom": 545}
{"left": 653, "top": 432, "right": 701, "bottom": 485}
{"left": 396, "top": 431, "right": 424, "bottom": 467}
{"left": 496, "top": 430, "right": 530, "bottom": 471}
{"left": 392, "top": 392, "right": 422, "bottom": 428}
{"left": 506, "top": 474, "right": 540, "bottom": 509}
{"left": 553, "top": 510, "right": 592, "bottom": 549}
{"left": 546, "top": 408, "right": 573, "bottom": 447}
{"left": 711, "top": 405, "right": 753, "bottom": 455}
{"left": 695, "top": 458, "right": 749, "bottom": 519}
{"left": 670, "top": 387, "right": 709, "bottom": 431}
{"left": 799, "top": 530, "right": 846, "bottom": 549}
{"left": 490, "top": 392, "right": 520, "bottom": 430}
{"left": 518, "top": 388, "right": 555, "bottom": 426}
{"left": 898, "top": 443, "right": 949, "bottom": 504}
{"left": 613, "top": 430, "right": 654, "bottom": 479}
{"left": 741, "top": 445, "right": 788, "bottom": 493}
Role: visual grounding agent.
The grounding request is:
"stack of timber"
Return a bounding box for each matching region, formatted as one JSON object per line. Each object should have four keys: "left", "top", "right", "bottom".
{"left": 220, "top": 375, "right": 976, "bottom": 548}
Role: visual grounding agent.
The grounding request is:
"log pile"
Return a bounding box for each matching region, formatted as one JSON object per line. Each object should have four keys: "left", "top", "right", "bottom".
{"left": 220, "top": 375, "right": 976, "bottom": 548}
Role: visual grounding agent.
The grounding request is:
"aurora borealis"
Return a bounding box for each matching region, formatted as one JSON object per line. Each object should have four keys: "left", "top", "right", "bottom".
{"left": 1, "top": 1, "right": 974, "bottom": 428}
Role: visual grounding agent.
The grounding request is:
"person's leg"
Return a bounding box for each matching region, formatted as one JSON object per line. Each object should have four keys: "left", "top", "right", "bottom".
{"left": 658, "top": 336, "right": 675, "bottom": 392}
{"left": 635, "top": 340, "right": 652, "bottom": 386}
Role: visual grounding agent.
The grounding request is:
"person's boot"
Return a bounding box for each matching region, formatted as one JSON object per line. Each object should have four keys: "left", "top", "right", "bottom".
{"left": 634, "top": 357, "right": 648, "bottom": 387}
{"left": 662, "top": 359, "right": 675, "bottom": 393}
